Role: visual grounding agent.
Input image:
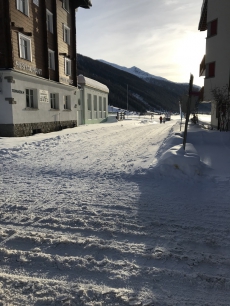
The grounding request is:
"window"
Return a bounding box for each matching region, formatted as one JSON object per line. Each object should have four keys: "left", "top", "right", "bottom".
{"left": 17, "top": 0, "right": 29, "bottom": 15}
{"left": 65, "top": 58, "right": 71, "bottom": 76}
{"left": 87, "top": 94, "right": 92, "bottom": 119}
{"left": 94, "top": 95, "right": 97, "bottom": 111}
{"left": 63, "top": 25, "right": 70, "bottom": 45}
{"left": 63, "top": 95, "right": 71, "bottom": 110}
{"left": 103, "top": 97, "right": 107, "bottom": 118}
{"left": 99, "top": 97, "right": 102, "bottom": 111}
{"left": 33, "top": 0, "right": 39, "bottom": 6}
{"left": 46, "top": 10, "right": 53, "bottom": 33}
{"left": 206, "top": 62, "right": 215, "bottom": 78}
{"left": 88, "top": 94, "right": 92, "bottom": 110}
{"left": 50, "top": 93, "right": 59, "bottom": 109}
{"left": 99, "top": 96, "right": 102, "bottom": 118}
{"left": 26, "top": 89, "right": 37, "bottom": 108}
{"left": 207, "top": 19, "right": 218, "bottom": 38}
{"left": 63, "top": 0, "right": 70, "bottom": 12}
{"left": 103, "top": 97, "right": 106, "bottom": 111}
{"left": 48, "top": 49, "right": 55, "bottom": 70}
{"left": 19, "top": 33, "right": 32, "bottom": 61}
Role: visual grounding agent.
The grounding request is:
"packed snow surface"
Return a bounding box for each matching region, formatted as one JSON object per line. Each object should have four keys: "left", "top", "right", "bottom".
{"left": 1, "top": 115, "right": 230, "bottom": 305}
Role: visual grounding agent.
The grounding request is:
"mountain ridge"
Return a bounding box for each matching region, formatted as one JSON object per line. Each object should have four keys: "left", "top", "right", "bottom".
{"left": 98, "top": 60, "right": 170, "bottom": 83}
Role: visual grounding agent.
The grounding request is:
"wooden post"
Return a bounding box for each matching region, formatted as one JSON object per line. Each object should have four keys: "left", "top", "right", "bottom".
{"left": 183, "top": 74, "right": 194, "bottom": 150}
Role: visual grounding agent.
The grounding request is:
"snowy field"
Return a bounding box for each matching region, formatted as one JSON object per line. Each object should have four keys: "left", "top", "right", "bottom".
{"left": 1, "top": 114, "right": 230, "bottom": 306}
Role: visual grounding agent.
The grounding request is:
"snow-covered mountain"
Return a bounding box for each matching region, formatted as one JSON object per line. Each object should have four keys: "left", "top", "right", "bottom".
{"left": 98, "top": 59, "right": 201, "bottom": 91}
{"left": 99, "top": 59, "right": 171, "bottom": 83}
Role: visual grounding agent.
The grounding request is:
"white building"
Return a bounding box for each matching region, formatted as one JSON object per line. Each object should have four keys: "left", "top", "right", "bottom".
{"left": 78, "top": 75, "right": 109, "bottom": 125}
{"left": 199, "top": 0, "right": 230, "bottom": 129}
{"left": 0, "top": 69, "right": 81, "bottom": 136}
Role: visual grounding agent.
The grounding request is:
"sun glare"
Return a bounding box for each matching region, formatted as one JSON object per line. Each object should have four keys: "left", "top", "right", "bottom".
{"left": 175, "top": 31, "right": 206, "bottom": 85}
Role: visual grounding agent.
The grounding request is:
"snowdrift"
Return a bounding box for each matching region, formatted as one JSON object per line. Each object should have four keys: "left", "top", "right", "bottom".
{"left": 158, "top": 143, "right": 202, "bottom": 175}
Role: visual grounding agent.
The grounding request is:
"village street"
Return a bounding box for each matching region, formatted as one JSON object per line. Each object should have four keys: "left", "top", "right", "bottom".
{"left": 0, "top": 116, "right": 230, "bottom": 306}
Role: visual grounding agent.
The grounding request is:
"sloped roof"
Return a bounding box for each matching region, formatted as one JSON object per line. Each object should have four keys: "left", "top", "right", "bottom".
{"left": 78, "top": 75, "right": 109, "bottom": 93}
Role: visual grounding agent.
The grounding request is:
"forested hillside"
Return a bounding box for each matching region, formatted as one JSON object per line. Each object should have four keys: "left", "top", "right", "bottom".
{"left": 77, "top": 54, "right": 193, "bottom": 112}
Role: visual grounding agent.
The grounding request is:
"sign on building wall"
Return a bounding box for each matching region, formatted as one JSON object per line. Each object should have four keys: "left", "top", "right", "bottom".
{"left": 15, "top": 61, "right": 42, "bottom": 76}
{"left": 40, "top": 90, "right": 49, "bottom": 103}
{"left": 33, "top": 0, "right": 39, "bottom": 6}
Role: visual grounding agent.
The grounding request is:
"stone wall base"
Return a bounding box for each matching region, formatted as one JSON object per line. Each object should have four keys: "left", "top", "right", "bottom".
{"left": 0, "top": 120, "right": 77, "bottom": 137}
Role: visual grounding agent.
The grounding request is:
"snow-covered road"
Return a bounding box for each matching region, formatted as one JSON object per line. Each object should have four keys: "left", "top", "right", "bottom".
{"left": 0, "top": 116, "right": 230, "bottom": 305}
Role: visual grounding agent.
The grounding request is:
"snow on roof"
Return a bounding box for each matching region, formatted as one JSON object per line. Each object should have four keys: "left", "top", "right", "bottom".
{"left": 78, "top": 75, "right": 109, "bottom": 93}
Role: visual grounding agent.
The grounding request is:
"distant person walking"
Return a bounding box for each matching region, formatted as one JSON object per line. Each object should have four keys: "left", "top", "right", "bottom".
{"left": 162, "top": 117, "right": 166, "bottom": 123}
{"left": 159, "top": 116, "right": 162, "bottom": 124}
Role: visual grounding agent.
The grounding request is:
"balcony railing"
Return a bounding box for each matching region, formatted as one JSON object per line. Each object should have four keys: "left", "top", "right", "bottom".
{"left": 200, "top": 55, "right": 206, "bottom": 76}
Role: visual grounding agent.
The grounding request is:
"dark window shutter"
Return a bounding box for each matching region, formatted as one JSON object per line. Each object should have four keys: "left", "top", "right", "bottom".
{"left": 209, "top": 62, "right": 215, "bottom": 77}
{"left": 210, "top": 19, "right": 217, "bottom": 36}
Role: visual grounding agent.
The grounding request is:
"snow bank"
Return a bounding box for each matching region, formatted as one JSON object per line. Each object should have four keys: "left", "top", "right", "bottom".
{"left": 106, "top": 115, "right": 118, "bottom": 123}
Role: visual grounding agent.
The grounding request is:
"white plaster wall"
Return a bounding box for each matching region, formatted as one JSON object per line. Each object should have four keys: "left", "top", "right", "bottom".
{"left": 77, "top": 89, "right": 84, "bottom": 125}
{"left": 204, "top": 0, "right": 230, "bottom": 101}
{"left": 0, "top": 72, "right": 14, "bottom": 124}
{"left": 84, "top": 86, "right": 108, "bottom": 120}
{"left": 82, "top": 86, "right": 108, "bottom": 124}
{"left": 78, "top": 76, "right": 109, "bottom": 124}
{"left": 8, "top": 71, "right": 80, "bottom": 124}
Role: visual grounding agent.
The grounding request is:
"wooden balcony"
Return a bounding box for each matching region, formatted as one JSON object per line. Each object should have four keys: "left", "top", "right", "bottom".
{"left": 200, "top": 55, "right": 206, "bottom": 77}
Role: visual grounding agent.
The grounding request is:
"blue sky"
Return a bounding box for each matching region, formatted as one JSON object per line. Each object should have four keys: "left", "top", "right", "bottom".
{"left": 76, "top": 0, "right": 206, "bottom": 86}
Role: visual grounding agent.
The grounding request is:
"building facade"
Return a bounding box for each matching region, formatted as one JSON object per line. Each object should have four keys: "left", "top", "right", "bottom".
{"left": 198, "top": 0, "right": 230, "bottom": 129}
{"left": 78, "top": 75, "right": 109, "bottom": 125}
{"left": 0, "top": 0, "right": 92, "bottom": 136}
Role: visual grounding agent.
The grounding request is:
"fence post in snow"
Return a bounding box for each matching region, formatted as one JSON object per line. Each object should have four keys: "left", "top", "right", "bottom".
{"left": 183, "top": 74, "right": 194, "bottom": 150}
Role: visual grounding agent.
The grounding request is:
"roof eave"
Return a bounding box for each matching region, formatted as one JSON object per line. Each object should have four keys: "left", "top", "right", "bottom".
{"left": 198, "top": 0, "right": 208, "bottom": 31}
{"left": 74, "top": 0, "right": 92, "bottom": 9}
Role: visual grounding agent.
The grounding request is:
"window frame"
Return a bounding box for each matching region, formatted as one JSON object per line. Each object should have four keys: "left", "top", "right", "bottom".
{"left": 64, "top": 58, "right": 71, "bottom": 76}
{"left": 62, "top": 0, "right": 70, "bottom": 12}
{"left": 63, "top": 95, "right": 71, "bottom": 110}
{"left": 17, "top": 0, "right": 29, "bottom": 16}
{"left": 63, "top": 24, "right": 70, "bottom": 45}
{"left": 26, "top": 89, "right": 37, "bottom": 108}
{"left": 46, "top": 9, "right": 54, "bottom": 33}
{"left": 48, "top": 49, "right": 55, "bottom": 70}
{"left": 50, "top": 93, "right": 59, "bottom": 110}
{"left": 18, "top": 33, "right": 32, "bottom": 61}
